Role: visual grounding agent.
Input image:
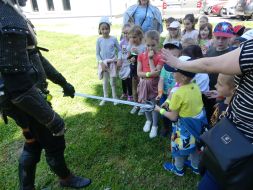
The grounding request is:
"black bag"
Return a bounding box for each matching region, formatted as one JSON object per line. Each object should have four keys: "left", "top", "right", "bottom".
{"left": 200, "top": 117, "right": 253, "bottom": 190}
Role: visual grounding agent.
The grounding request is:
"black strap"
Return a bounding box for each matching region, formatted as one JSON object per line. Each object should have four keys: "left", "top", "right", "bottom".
{"left": 140, "top": 5, "right": 148, "bottom": 27}
{"left": 132, "top": 5, "right": 149, "bottom": 27}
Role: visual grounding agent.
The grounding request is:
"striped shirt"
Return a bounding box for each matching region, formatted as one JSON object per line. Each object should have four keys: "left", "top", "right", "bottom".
{"left": 227, "top": 39, "right": 253, "bottom": 142}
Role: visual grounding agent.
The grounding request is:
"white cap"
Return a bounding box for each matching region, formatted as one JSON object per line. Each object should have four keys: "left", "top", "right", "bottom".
{"left": 169, "top": 21, "right": 180, "bottom": 28}
{"left": 99, "top": 16, "right": 111, "bottom": 26}
{"left": 179, "top": 55, "right": 191, "bottom": 61}
{"left": 241, "top": 29, "right": 253, "bottom": 41}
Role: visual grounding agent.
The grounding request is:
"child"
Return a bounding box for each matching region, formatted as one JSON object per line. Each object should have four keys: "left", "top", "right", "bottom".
{"left": 165, "top": 17, "right": 176, "bottom": 32}
{"left": 127, "top": 25, "right": 146, "bottom": 114}
{"left": 137, "top": 30, "right": 164, "bottom": 138}
{"left": 181, "top": 14, "right": 198, "bottom": 43}
{"left": 163, "top": 21, "right": 181, "bottom": 45}
{"left": 198, "top": 23, "right": 213, "bottom": 56}
{"left": 96, "top": 17, "right": 121, "bottom": 106}
{"left": 181, "top": 37, "right": 197, "bottom": 49}
{"left": 155, "top": 56, "right": 207, "bottom": 176}
{"left": 182, "top": 45, "right": 210, "bottom": 94}
{"left": 118, "top": 23, "right": 132, "bottom": 100}
{"left": 198, "top": 15, "right": 208, "bottom": 28}
{"left": 210, "top": 74, "right": 235, "bottom": 127}
{"left": 156, "top": 41, "right": 182, "bottom": 137}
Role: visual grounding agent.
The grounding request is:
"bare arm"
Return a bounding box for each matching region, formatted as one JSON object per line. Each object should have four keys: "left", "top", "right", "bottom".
{"left": 161, "top": 48, "right": 242, "bottom": 75}
{"left": 155, "top": 105, "right": 178, "bottom": 121}
{"left": 137, "top": 61, "right": 161, "bottom": 78}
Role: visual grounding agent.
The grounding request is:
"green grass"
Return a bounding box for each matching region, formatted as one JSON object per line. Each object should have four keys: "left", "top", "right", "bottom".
{"left": 0, "top": 31, "right": 200, "bottom": 190}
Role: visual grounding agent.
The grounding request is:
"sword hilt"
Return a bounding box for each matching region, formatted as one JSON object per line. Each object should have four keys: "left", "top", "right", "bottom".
{"left": 142, "top": 100, "right": 155, "bottom": 112}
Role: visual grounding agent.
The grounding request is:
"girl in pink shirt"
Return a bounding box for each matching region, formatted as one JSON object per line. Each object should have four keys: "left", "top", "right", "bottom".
{"left": 137, "top": 30, "right": 164, "bottom": 138}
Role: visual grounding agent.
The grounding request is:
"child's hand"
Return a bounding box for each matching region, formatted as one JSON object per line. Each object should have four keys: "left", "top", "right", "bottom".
{"left": 100, "top": 61, "right": 108, "bottom": 71}
{"left": 161, "top": 101, "right": 168, "bottom": 109}
{"left": 154, "top": 105, "right": 161, "bottom": 112}
{"left": 148, "top": 50, "right": 154, "bottom": 59}
{"left": 156, "top": 94, "right": 162, "bottom": 101}
{"left": 117, "top": 60, "right": 122, "bottom": 67}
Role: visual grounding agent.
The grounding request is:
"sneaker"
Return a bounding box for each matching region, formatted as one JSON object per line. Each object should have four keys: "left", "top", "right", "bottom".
{"left": 149, "top": 126, "right": 158, "bottom": 138}
{"left": 60, "top": 174, "right": 91, "bottom": 188}
{"left": 127, "top": 96, "right": 133, "bottom": 101}
{"left": 99, "top": 100, "right": 105, "bottom": 106}
{"left": 120, "top": 93, "right": 127, "bottom": 99}
{"left": 184, "top": 160, "right": 200, "bottom": 175}
{"left": 143, "top": 120, "right": 152, "bottom": 132}
{"left": 137, "top": 108, "right": 145, "bottom": 116}
{"left": 163, "top": 162, "right": 184, "bottom": 176}
{"left": 130, "top": 106, "right": 139, "bottom": 114}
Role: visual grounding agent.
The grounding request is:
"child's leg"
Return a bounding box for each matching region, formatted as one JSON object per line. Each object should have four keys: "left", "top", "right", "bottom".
{"left": 143, "top": 111, "right": 152, "bottom": 132}
{"left": 145, "top": 111, "right": 152, "bottom": 122}
{"left": 126, "top": 77, "right": 132, "bottom": 96}
{"left": 174, "top": 156, "right": 185, "bottom": 170}
{"left": 149, "top": 110, "right": 159, "bottom": 138}
{"left": 160, "top": 94, "right": 172, "bottom": 136}
{"left": 152, "top": 110, "right": 159, "bottom": 127}
{"left": 132, "top": 77, "right": 138, "bottom": 102}
{"left": 122, "top": 79, "right": 127, "bottom": 95}
{"left": 189, "top": 150, "right": 200, "bottom": 168}
{"left": 110, "top": 77, "right": 117, "bottom": 99}
{"left": 103, "top": 72, "right": 109, "bottom": 98}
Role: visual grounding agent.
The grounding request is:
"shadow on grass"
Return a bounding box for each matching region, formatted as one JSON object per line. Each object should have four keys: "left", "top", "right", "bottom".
{"left": 45, "top": 83, "right": 200, "bottom": 190}
{"left": 0, "top": 83, "right": 200, "bottom": 190}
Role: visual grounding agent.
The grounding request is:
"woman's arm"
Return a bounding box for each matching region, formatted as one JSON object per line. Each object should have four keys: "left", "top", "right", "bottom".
{"left": 161, "top": 47, "right": 242, "bottom": 75}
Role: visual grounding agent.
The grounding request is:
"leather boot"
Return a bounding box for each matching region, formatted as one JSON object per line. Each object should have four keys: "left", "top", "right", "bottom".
{"left": 59, "top": 174, "right": 91, "bottom": 188}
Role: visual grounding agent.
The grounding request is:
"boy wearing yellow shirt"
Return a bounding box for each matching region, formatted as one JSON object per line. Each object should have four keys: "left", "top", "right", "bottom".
{"left": 155, "top": 56, "right": 208, "bottom": 176}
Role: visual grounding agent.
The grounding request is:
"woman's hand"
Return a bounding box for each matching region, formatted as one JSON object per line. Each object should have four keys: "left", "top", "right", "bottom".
{"left": 161, "top": 48, "right": 180, "bottom": 69}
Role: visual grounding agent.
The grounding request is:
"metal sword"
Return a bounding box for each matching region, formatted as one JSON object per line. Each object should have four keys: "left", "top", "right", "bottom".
{"left": 74, "top": 92, "right": 155, "bottom": 112}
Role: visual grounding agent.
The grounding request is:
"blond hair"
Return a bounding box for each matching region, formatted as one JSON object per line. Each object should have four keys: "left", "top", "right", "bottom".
{"left": 128, "top": 25, "right": 144, "bottom": 40}
{"left": 145, "top": 30, "right": 160, "bottom": 43}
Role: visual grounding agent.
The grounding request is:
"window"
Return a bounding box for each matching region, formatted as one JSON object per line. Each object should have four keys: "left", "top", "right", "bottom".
{"left": 31, "top": 0, "right": 39, "bottom": 12}
{"left": 62, "top": 0, "right": 71, "bottom": 10}
{"left": 46, "top": 0, "right": 55, "bottom": 11}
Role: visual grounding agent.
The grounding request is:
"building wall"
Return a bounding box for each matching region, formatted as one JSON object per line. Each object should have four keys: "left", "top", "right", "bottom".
{"left": 23, "top": 0, "right": 137, "bottom": 18}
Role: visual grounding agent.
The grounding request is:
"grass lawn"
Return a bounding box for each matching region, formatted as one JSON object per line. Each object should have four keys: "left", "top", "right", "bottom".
{"left": 0, "top": 31, "right": 200, "bottom": 190}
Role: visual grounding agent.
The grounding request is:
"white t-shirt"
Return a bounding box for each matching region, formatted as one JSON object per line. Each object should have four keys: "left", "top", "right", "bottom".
{"left": 193, "top": 73, "right": 210, "bottom": 93}
{"left": 181, "top": 29, "right": 199, "bottom": 42}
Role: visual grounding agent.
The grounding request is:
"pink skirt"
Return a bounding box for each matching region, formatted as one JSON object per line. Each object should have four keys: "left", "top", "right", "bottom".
{"left": 137, "top": 77, "right": 159, "bottom": 103}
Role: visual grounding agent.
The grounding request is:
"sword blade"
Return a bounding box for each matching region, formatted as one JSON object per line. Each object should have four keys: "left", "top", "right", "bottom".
{"left": 74, "top": 92, "right": 154, "bottom": 109}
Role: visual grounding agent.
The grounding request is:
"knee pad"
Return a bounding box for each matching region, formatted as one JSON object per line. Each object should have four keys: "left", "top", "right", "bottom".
{"left": 19, "top": 150, "right": 40, "bottom": 166}
{"left": 11, "top": 86, "right": 65, "bottom": 134}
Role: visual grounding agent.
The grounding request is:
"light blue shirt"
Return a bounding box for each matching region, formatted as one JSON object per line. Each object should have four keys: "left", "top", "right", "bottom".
{"left": 96, "top": 36, "right": 121, "bottom": 62}
{"left": 123, "top": 4, "right": 163, "bottom": 33}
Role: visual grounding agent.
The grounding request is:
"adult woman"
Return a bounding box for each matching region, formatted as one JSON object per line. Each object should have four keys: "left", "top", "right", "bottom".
{"left": 123, "top": 0, "right": 163, "bottom": 33}
{"left": 161, "top": 39, "right": 253, "bottom": 189}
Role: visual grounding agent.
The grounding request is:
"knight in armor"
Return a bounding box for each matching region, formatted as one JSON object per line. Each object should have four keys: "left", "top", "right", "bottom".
{"left": 0, "top": 0, "right": 91, "bottom": 189}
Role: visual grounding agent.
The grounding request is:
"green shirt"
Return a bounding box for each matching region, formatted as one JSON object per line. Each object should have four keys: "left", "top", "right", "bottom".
{"left": 170, "top": 83, "right": 203, "bottom": 117}
{"left": 160, "top": 67, "right": 175, "bottom": 94}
